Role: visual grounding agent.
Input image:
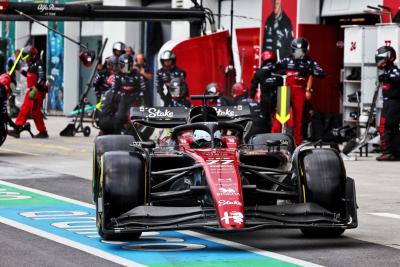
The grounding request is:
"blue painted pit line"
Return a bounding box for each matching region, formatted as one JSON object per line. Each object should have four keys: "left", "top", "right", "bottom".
{"left": 0, "top": 180, "right": 322, "bottom": 267}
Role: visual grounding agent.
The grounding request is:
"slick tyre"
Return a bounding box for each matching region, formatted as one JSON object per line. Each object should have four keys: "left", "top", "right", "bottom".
{"left": 299, "top": 148, "right": 346, "bottom": 237}
{"left": 93, "top": 135, "right": 136, "bottom": 203}
{"left": 97, "top": 151, "right": 146, "bottom": 241}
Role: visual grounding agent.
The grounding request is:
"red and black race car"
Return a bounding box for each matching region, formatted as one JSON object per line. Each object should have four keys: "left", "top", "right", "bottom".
{"left": 92, "top": 96, "right": 357, "bottom": 240}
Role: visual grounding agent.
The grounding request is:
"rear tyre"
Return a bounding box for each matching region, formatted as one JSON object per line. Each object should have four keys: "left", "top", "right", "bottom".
{"left": 97, "top": 151, "right": 146, "bottom": 240}
{"left": 299, "top": 148, "right": 347, "bottom": 237}
{"left": 93, "top": 135, "right": 136, "bottom": 203}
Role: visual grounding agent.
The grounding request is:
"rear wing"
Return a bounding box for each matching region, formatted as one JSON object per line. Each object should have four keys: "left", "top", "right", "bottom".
{"left": 130, "top": 106, "right": 189, "bottom": 128}
{"left": 130, "top": 104, "right": 253, "bottom": 128}
{"left": 213, "top": 105, "right": 252, "bottom": 120}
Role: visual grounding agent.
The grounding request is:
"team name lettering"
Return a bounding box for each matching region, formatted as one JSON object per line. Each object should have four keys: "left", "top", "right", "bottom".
{"left": 148, "top": 108, "right": 174, "bottom": 118}
{"left": 218, "top": 200, "right": 242, "bottom": 207}
{"left": 215, "top": 108, "right": 235, "bottom": 117}
{"left": 37, "top": 4, "right": 65, "bottom": 13}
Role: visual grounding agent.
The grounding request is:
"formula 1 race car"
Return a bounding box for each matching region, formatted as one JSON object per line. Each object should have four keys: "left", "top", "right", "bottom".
{"left": 92, "top": 96, "right": 357, "bottom": 240}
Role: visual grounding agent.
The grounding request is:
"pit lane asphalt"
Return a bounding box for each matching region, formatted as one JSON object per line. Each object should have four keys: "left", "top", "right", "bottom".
{"left": 0, "top": 117, "right": 399, "bottom": 267}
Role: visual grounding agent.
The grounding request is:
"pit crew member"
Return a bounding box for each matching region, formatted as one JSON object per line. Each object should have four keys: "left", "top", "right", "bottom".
{"left": 250, "top": 51, "right": 279, "bottom": 132}
{"left": 98, "top": 54, "right": 146, "bottom": 134}
{"left": 156, "top": 50, "right": 186, "bottom": 107}
{"left": 375, "top": 45, "right": 400, "bottom": 161}
{"left": 8, "top": 46, "right": 49, "bottom": 138}
{"left": 272, "top": 37, "right": 325, "bottom": 145}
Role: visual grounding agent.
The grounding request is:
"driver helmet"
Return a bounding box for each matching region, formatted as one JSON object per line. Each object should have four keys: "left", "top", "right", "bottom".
{"left": 21, "top": 45, "right": 39, "bottom": 65}
{"left": 291, "top": 37, "right": 309, "bottom": 59}
{"left": 169, "top": 77, "right": 188, "bottom": 99}
{"left": 112, "top": 41, "right": 126, "bottom": 56}
{"left": 118, "top": 54, "right": 133, "bottom": 74}
{"left": 160, "top": 50, "right": 176, "bottom": 66}
{"left": 232, "top": 82, "right": 248, "bottom": 98}
{"left": 192, "top": 130, "right": 222, "bottom": 148}
{"left": 375, "top": 45, "right": 396, "bottom": 69}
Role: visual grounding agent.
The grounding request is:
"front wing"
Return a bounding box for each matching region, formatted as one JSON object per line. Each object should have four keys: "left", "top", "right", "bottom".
{"left": 101, "top": 179, "right": 357, "bottom": 234}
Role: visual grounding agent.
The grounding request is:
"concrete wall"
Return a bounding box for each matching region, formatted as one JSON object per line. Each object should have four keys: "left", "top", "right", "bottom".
{"left": 15, "top": 22, "right": 30, "bottom": 50}
{"left": 219, "top": 0, "right": 262, "bottom": 82}
{"left": 170, "top": 0, "right": 263, "bottom": 82}
{"left": 63, "top": 22, "right": 80, "bottom": 115}
{"left": 298, "top": 0, "right": 320, "bottom": 24}
{"left": 102, "top": 0, "right": 142, "bottom": 59}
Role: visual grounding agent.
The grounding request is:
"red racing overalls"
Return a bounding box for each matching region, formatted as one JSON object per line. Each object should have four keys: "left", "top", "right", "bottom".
{"left": 15, "top": 61, "right": 47, "bottom": 133}
{"left": 271, "top": 57, "right": 325, "bottom": 145}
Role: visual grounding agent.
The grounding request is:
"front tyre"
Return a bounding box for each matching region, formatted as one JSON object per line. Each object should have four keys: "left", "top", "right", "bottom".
{"left": 298, "top": 148, "right": 347, "bottom": 237}
{"left": 93, "top": 135, "right": 136, "bottom": 203}
{"left": 97, "top": 151, "right": 147, "bottom": 240}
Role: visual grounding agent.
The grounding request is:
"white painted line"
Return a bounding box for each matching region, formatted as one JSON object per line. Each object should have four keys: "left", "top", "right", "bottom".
{"left": 369, "top": 213, "right": 400, "bottom": 220}
{"left": 0, "top": 216, "right": 145, "bottom": 267}
{"left": 0, "top": 180, "right": 95, "bottom": 208}
{"left": 0, "top": 180, "right": 322, "bottom": 267}
{"left": 179, "top": 230, "right": 324, "bottom": 267}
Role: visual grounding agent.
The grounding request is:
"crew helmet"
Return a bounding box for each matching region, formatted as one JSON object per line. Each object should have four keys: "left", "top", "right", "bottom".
{"left": 291, "top": 37, "right": 309, "bottom": 59}
{"left": 21, "top": 45, "right": 39, "bottom": 65}
{"left": 118, "top": 54, "right": 133, "bottom": 73}
{"left": 205, "top": 82, "right": 222, "bottom": 96}
{"left": 375, "top": 45, "right": 396, "bottom": 69}
{"left": 112, "top": 41, "right": 126, "bottom": 56}
{"left": 169, "top": 77, "right": 188, "bottom": 98}
{"left": 107, "top": 56, "right": 120, "bottom": 73}
{"left": 160, "top": 50, "right": 176, "bottom": 66}
{"left": 261, "top": 50, "right": 277, "bottom": 64}
{"left": 232, "top": 83, "right": 248, "bottom": 98}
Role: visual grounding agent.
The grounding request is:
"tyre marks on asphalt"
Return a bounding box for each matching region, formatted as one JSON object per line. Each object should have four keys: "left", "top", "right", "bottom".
{"left": 0, "top": 180, "right": 322, "bottom": 267}
{"left": 0, "top": 148, "right": 42, "bottom": 157}
{"left": 2, "top": 139, "right": 91, "bottom": 156}
{"left": 0, "top": 161, "right": 61, "bottom": 179}
{"left": 369, "top": 213, "right": 400, "bottom": 220}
